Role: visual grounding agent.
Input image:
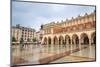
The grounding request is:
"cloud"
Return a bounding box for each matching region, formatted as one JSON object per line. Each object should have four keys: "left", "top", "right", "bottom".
{"left": 12, "top": 1, "right": 95, "bottom": 31}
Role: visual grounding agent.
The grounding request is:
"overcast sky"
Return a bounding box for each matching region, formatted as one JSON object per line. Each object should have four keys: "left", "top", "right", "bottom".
{"left": 12, "top": 1, "right": 95, "bottom": 31}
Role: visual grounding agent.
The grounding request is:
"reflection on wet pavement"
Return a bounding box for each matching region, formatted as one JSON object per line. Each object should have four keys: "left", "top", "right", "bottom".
{"left": 51, "top": 45, "right": 95, "bottom": 63}
{"left": 12, "top": 44, "right": 95, "bottom": 65}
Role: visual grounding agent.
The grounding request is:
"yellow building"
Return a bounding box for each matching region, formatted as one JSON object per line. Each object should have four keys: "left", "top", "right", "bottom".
{"left": 12, "top": 26, "right": 22, "bottom": 43}
{"left": 12, "top": 24, "right": 35, "bottom": 43}
{"left": 34, "top": 31, "right": 43, "bottom": 42}
{"left": 42, "top": 11, "right": 96, "bottom": 48}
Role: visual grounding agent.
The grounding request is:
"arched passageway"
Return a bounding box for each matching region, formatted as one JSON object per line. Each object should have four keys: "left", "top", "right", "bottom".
{"left": 59, "top": 36, "right": 64, "bottom": 45}
{"left": 81, "top": 33, "right": 89, "bottom": 45}
{"left": 53, "top": 36, "right": 58, "bottom": 45}
{"left": 48, "top": 37, "right": 51, "bottom": 45}
{"left": 65, "top": 35, "right": 71, "bottom": 45}
{"left": 72, "top": 34, "right": 79, "bottom": 47}
{"left": 72, "top": 34, "right": 79, "bottom": 44}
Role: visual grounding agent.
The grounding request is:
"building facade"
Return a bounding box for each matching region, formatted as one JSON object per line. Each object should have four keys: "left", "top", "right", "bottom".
{"left": 42, "top": 11, "right": 96, "bottom": 48}
{"left": 34, "top": 31, "right": 43, "bottom": 42}
{"left": 12, "top": 24, "right": 35, "bottom": 43}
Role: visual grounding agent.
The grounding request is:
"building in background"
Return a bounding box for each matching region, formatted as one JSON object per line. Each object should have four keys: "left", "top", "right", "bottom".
{"left": 12, "top": 26, "right": 22, "bottom": 43}
{"left": 12, "top": 24, "right": 35, "bottom": 43}
{"left": 34, "top": 31, "right": 43, "bottom": 43}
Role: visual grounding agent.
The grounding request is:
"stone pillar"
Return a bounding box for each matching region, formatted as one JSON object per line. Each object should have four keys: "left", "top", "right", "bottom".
{"left": 58, "top": 40, "right": 60, "bottom": 47}
{"left": 60, "top": 40, "right": 63, "bottom": 48}
{"left": 51, "top": 38, "right": 53, "bottom": 46}
{"left": 46, "top": 38, "right": 49, "bottom": 53}
{"left": 66, "top": 39, "right": 70, "bottom": 51}
{"left": 88, "top": 38, "right": 92, "bottom": 57}
{"left": 74, "top": 39, "right": 76, "bottom": 49}
{"left": 60, "top": 40, "right": 62, "bottom": 48}
{"left": 67, "top": 39, "right": 68, "bottom": 45}
{"left": 57, "top": 39, "right": 60, "bottom": 54}
{"left": 70, "top": 38, "right": 73, "bottom": 53}
{"left": 89, "top": 35, "right": 92, "bottom": 57}
{"left": 56, "top": 40, "right": 57, "bottom": 46}
{"left": 89, "top": 38, "right": 91, "bottom": 46}
{"left": 79, "top": 37, "right": 82, "bottom": 56}
{"left": 79, "top": 38, "right": 81, "bottom": 49}
{"left": 51, "top": 38, "right": 54, "bottom": 53}
{"left": 47, "top": 38, "right": 48, "bottom": 45}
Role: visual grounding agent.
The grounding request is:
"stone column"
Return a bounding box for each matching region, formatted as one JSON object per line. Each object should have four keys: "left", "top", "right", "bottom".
{"left": 66, "top": 39, "right": 70, "bottom": 51}
{"left": 60, "top": 40, "right": 62, "bottom": 48}
{"left": 79, "top": 38, "right": 81, "bottom": 49}
{"left": 89, "top": 38, "right": 91, "bottom": 46}
{"left": 51, "top": 38, "right": 54, "bottom": 53}
{"left": 79, "top": 37, "right": 82, "bottom": 56}
{"left": 51, "top": 38, "right": 53, "bottom": 46}
{"left": 70, "top": 38, "right": 73, "bottom": 53}
{"left": 47, "top": 38, "right": 49, "bottom": 53}
{"left": 56, "top": 40, "right": 58, "bottom": 45}
{"left": 89, "top": 37, "right": 92, "bottom": 58}
{"left": 57, "top": 39, "right": 60, "bottom": 54}
{"left": 74, "top": 39, "right": 76, "bottom": 49}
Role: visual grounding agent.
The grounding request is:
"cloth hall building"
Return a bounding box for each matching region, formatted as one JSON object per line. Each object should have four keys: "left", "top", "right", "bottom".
{"left": 41, "top": 11, "right": 96, "bottom": 49}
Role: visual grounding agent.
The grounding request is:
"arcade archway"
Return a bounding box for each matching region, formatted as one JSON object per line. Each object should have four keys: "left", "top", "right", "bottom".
{"left": 72, "top": 34, "right": 79, "bottom": 47}
{"left": 48, "top": 37, "right": 51, "bottom": 45}
{"left": 81, "top": 33, "right": 89, "bottom": 45}
{"left": 65, "top": 35, "right": 71, "bottom": 45}
{"left": 53, "top": 36, "right": 58, "bottom": 45}
{"left": 59, "top": 36, "right": 64, "bottom": 45}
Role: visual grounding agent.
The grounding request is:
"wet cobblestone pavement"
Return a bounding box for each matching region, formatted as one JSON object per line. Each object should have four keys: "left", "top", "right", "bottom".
{"left": 11, "top": 44, "right": 95, "bottom": 65}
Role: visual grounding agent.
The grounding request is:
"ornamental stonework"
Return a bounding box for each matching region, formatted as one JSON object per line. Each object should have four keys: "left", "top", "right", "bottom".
{"left": 43, "top": 12, "right": 95, "bottom": 34}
